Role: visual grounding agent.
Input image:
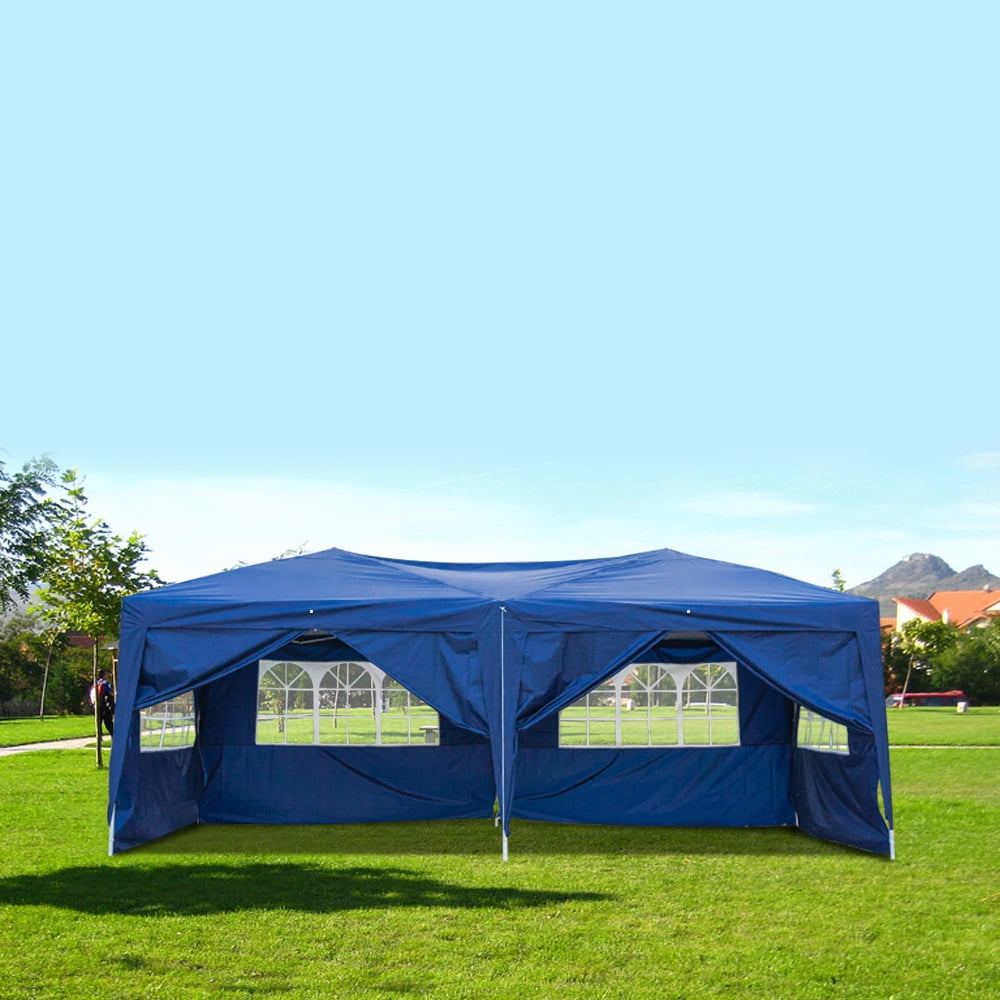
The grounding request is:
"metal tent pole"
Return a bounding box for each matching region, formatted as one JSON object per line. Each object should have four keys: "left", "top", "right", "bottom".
{"left": 500, "top": 605, "right": 508, "bottom": 861}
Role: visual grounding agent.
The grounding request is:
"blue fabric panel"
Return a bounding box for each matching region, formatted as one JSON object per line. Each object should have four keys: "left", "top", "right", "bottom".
{"left": 110, "top": 626, "right": 301, "bottom": 828}
{"left": 265, "top": 637, "right": 368, "bottom": 662}
{"left": 646, "top": 638, "right": 730, "bottom": 663}
{"left": 136, "top": 627, "right": 302, "bottom": 709}
{"left": 439, "top": 715, "right": 488, "bottom": 746}
{"left": 513, "top": 628, "right": 668, "bottom": 728}
{"left": 519, "top": 713, "right": 559, "bottom": 748}
{"left": 112, "top": 745, "right": 202, "bottom": 852}
{"left": 512, "top": 746, "right": 794, "bottom": 828}
{"left": 791, "top": 735, "right": 890, "bottom": 855}
{"left": 197, "top": 744, "right": 495, "bottom": 824}
{"left": 196, "top": 656, "right": 492, "bottom": 749}
{"left": 199, "top": 660, "right": 491, "bottom": 750}
{"left": 619, "top": 640, "right": 793, "bottom": 747}
{"left": 738, "top": 665, "right": 795, "bottom": 745}
{"left": 711, "top": 630, "right": 872, "bottom": 730}
{"left": 496, "top": 623, "right": 670, "bottom": 833}
{"left": 858, "top": 626, "right": 894, "bottom": 829}
{"left": 199, "top": 665, "right": 256, "bottom": 744}
{"left": 335, "top": 629, "right": 490, "bottom": 736}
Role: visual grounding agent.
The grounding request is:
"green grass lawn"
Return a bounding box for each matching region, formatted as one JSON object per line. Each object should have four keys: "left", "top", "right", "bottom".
{"left": 559, "top": 705, "right": 740, "bottom": 746}
{"left": 252, "top": 704, "right": 1000, "bottom": 749}
{"left": 886, "top": 705, "right": 1000, "bottom": 745}
{"left": 6, "top": 706, "right": 997, "bottom": 753}
{"left": 0, "top": 715, "right": 96, "bottom": 747}
{"left": 256, "top": 707, "right": 441, "bottom": 745}
{"left": 254, "top": 705, "right": 742, "bottom": 747}
{"left": 1, "top": 742, "right": 998, "bottom": 999}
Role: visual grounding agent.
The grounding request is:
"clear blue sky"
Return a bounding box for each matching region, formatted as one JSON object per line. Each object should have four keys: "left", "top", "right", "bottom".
{"left": 3, "top": 2, "right": 998, "bottom": 589}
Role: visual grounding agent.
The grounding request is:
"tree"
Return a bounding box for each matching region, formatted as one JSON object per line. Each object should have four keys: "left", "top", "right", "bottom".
{"left": 831, "top": 569, "right": 847, "bottom": 593}
{"left": 32, "top": 471, "right": 163, "bottom": 767}
{"left": 881, "top": 627, "right": 908, "bottom": 693}
{"left": 889, "top": 619, "right": 962, "bottom": 704}
{"left": 933, "top": 620, "right": 1000, "bottom": 704}
{"left": 0, "top": 611, "right": 95, "bottom": 717}
{"left": 224, "top": 543, "right": 309, "bottom": 572}
{"left": 0, "top": 612, "right": 52, "bottom": 716}
{"left": 0, "top": 456, "right": 60, "bottom": 613}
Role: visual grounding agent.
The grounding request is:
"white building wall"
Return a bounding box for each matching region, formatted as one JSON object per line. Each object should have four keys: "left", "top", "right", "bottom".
{"left": 894, "top": 602, "right": 925, "bottom": 629}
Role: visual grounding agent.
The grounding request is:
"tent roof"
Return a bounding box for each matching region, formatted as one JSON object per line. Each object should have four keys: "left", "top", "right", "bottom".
{"left": 134, "top": 546, "right": 875, "bottom": 614}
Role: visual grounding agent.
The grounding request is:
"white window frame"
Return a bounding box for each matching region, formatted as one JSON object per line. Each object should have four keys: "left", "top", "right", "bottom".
{"left": 139, "top": 691, "right": 197, "bottom": 752}
{"left": 796, "top": 707, "right": 850, "bottom": 755}
{"left": 256, "top": 659, "right": 439, "bottom": 746}
{"left": 558, "top": 661, "right": 740, "bottom": 748}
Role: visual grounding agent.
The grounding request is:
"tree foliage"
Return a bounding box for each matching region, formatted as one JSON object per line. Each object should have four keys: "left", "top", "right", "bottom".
{"left": 31, "top": 471, "right": 163, "bottom": 764}
{"left": 31, "top": 471, "right": 162, "bottom": 640}
{"left": 934, "top": 620, "right": 1000, "bottom": 705}
{"left": 0, "top": 613, "right": 44, "bottom": 713}
{"left": 0, "top": 456, "right": 60, "bottom": 612}
{"left": 888, "top": 619, "right": 961, "bottom": 699}
{"left": 884, "top": 617, "right": 1000, "bottom": 704}
{"left": 0, "top": 613, "right": 92, "bottom": 716}
{"left": 0, "top": 462, "right": 167, "bottom": 722}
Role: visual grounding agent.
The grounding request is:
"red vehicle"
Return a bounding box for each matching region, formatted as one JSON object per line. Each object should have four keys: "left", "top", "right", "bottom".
{"left": 885, "top": 690, "right": 967, "bottom": 707}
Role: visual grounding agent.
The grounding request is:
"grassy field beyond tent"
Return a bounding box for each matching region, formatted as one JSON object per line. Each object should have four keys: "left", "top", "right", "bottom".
{"left": 1, "top": 739, "right": 999, "bottom": 998}
{"left": 0, "top": 716, "right": 96, "bottom": 747}
{"left": 885, "top": 704, "right": 1000, "bottom": 745}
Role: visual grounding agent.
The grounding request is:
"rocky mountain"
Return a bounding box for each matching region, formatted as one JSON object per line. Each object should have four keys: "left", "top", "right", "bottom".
{"left": 849, "top": 553, "right": 1000, "bottom": 617}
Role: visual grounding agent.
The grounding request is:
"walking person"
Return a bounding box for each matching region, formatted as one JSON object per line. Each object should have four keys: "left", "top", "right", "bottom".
{"left": 91, "top": 669, "right": 115, "bottom": 736}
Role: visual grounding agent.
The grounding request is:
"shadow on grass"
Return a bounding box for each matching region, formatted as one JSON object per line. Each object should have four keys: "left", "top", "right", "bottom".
{"left": 134, "top": 819, "right": 861, "bottom": 859}
{"left": 0, "top": 862, "right": 611, "bottom": 915}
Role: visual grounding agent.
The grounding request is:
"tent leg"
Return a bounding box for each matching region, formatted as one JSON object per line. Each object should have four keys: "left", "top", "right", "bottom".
{"left": 889, "top": 828, "right": 896, "bottom": 861}
{"left": 502, "top": 832, "right": 508, "bottom": 862}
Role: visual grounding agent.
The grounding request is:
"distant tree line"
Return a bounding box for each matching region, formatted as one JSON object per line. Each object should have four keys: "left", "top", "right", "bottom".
{"left": 0, "top": 610, "right": 94, "bottom": 716}
{"left": 883, "top": 618, "right": 1000, "bottom": 705}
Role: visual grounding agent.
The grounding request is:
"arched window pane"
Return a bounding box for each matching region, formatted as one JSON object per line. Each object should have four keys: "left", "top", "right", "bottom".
{"left": 797, "top": 707, "right": 849, "bottom": 755}
{"left": 559, "top": 662, "right": 740, "bottom": 748}
{"left": 140, "top": 691, "right": 196, "bottom": 751}
{"left": 256, "top": 659, "right": 438, "bottom": 746}
{"left": 257, "top": 662, "right": 314, "bottom": 744}
{"left": 318, "top": 662, "right": 378, "bottom": 745}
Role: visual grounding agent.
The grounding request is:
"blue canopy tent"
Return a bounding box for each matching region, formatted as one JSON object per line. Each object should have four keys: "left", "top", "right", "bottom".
{"left": 108, "top": 547, "right": 893, "bottom": 857}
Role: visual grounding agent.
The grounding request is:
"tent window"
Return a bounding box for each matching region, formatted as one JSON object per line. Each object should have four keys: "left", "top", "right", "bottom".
{"left": 797, "top": 708, "right": 850, "bottom": 755}
{"left": 139, "top": 692, "right": 196, "bottom": 751}
{"left": 559, "top": 662, "right": 740, "bottom": 747}
{"left": 256, "top": 660, "right": 439, "bottom": 746}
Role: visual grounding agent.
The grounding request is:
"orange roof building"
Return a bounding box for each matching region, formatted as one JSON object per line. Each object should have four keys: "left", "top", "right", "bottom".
{"left": 895, "top": 589, "right": 1000, "bottom": 629}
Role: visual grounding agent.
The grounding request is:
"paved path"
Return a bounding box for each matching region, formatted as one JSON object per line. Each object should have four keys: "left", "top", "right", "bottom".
{"left": 0, "top": 737, "right": 108, "bottom": 758}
